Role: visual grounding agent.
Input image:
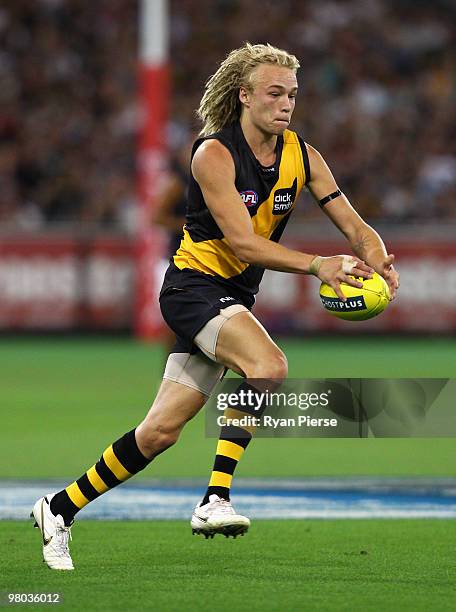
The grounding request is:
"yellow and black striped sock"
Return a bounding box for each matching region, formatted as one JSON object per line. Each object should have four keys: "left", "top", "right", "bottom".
{"left": 50, "top": 429, "right": 150, "bottom": 525}
{"left": 202, "top": 426, "right": 252, "bottom": 504}
{"left": 202, "top": 381, "right": 264, "bottom": 505}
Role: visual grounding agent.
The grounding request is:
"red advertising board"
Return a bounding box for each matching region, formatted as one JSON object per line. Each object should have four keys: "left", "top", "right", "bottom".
{"left": 0, "top": 236, "right": 134, "bottom": 330}
{"left": 0, "top": 236, "right": 455, "bottom": 333}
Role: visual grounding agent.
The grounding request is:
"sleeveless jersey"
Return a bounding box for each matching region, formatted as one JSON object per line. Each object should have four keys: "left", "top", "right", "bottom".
{"left": 164, "top": 121, "right": 310, "bottom": 300}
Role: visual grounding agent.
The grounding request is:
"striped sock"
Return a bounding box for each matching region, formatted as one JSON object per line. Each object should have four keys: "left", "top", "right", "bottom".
{"left": 50, "top": 429, "right": 150, "bottom": 525}
{"left": 202, "top": 381, "right": 263, "bottom": 505}
{"left": 202, "top": 426, "right": 252, "bottom": 504}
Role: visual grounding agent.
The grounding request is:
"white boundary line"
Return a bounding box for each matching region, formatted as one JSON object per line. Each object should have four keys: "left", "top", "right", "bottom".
{"left": 1, "top": 480, "right": 455, "bottom": 520}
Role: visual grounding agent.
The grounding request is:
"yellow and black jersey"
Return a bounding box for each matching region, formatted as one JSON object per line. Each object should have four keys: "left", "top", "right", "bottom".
{"left": 161, "top": 121, "right": 310, "bottom": 301}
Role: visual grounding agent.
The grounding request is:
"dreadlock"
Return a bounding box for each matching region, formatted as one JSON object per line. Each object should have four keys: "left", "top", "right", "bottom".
{"left": 197, "top": 43, "right": 300, "bottom": 136}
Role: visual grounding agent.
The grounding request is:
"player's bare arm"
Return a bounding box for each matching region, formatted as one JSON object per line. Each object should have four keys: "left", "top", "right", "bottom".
{"left": 307, "top": 144, "right": 400, "bottom": 300}
{"left": 192, "top": 139, "right": 372, "bottom": 293}
{"left": 191, "top": 139, "right": 314, "bottom": 273}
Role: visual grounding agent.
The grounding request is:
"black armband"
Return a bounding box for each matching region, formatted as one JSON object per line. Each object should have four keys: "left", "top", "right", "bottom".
{"left": 319, "top": 189, "right": 342, "bottom": 207}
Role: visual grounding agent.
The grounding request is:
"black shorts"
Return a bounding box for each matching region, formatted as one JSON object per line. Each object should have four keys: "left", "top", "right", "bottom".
{"left": 159, "top": 265, "right": 255, "bottom": 354}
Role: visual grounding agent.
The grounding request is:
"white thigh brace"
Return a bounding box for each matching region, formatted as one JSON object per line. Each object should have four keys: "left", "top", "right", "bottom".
{"left": 163, "top": 352, "right": 225, "bottom": 397}
{"left": 194, "top": 303, "right": 248, "bottom": 361}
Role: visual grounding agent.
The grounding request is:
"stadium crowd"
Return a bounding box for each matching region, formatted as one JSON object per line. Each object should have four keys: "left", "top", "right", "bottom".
{"left": 0, "top": 0, "right": 454, "bottom": 231}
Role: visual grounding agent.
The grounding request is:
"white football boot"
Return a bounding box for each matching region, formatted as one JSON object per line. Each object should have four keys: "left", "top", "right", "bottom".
{"left": 31, "top": 494, "right": 74, "bottom": 570}
{"left": 191, "top": 494, "right": 250, "bottom": 539}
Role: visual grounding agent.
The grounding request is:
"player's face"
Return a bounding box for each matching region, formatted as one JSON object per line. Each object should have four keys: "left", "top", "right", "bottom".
{"left": 240, "top": 64, "right": 298, "bottom": 136}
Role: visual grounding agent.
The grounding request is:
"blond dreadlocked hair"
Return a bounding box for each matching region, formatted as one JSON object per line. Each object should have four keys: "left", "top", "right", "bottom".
{"left": 197, "top": 42, "right": 300, "bottom": 137}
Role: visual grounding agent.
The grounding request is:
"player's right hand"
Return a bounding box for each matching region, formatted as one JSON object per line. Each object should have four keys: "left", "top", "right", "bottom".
{"left": 377, "top": 254, "right": 400, "bottom": 300}
{"left": 315, "top": 255, "right": 374, "bottom": 301}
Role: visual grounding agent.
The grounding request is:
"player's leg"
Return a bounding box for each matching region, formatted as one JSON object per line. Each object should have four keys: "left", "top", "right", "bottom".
{"left": 200, "top": 309, "right": 287, "bottom": 501}
{"left": 191, "top": 308, "right": 287, "bottom": 537}
{"left": 32, "top": 359, "right": 221, "bottom": 570}
{"left": 32, "top": 277, "right": 231, "bottom": 569}
{"left": 47, "top": 379, "right": 207, "bottom": 522}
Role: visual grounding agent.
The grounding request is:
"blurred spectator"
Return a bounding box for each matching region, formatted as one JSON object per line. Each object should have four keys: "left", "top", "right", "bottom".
{"left": 0, "top": 0, "right": 138, "bottom": 231}
{"left": 0, "top": 0, "right": 455, "bottom": 230}
{"left": 151, "top": 133, "right": 192, "bottom": 256}
{"left": 170, "top": 0, "right": 456, "bottom": 223}
{"left": 150, "top": 130, "right": 193, "bottom": 360}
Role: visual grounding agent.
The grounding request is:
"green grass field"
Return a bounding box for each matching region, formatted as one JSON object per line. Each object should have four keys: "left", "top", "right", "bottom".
{"left": 1, "top": 336, "right": 455, "bottom": 479}
{"left": 1, "top": 336, "right": 455, "bottom": 611}
{"left": 2, "top": 520, "right": 455, "bottom": 611}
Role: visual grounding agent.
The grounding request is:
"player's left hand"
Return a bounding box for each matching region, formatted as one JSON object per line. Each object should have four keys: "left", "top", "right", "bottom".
{"left": 379, "top": 254, "right": 399, "bottom": 300}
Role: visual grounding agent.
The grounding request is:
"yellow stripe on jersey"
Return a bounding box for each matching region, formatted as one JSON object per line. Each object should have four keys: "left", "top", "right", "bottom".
{"left": 174, "top": 231, "right": 248, "bottom": 279}
{"left": 66, "top": 482, "right": 89, "bottom": 509}
{"left": 102, "top": 445, "right": 132, "bottom": 481}
{"left": 87, "top": 465, "right": 110, "bottom": 494}
{"left": 174, "top": 129, "right": 305, "bottom": 279}
{"left": 217, "top": 439, "right": 245, "bottom": 461}
{"left": 251, "top": 130, "right": 305, "bottom": 239}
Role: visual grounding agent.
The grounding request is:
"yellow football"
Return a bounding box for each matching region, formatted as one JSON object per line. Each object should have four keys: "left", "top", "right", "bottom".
{"left": 319, "top": 272, "right": 390, "bottom": 321}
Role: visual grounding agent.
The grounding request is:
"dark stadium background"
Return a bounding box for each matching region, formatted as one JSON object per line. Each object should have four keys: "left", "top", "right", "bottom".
{"left": 1, "top": 1, "right": 455, "bottom": 610}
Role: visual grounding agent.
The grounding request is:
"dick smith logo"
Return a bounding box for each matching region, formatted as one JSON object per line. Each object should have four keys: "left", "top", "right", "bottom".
{"left": 239, "top": 190, "right": 258, "bottom": 207}
{"left": 272, "top": 178, "right": 297, "bottom": 214}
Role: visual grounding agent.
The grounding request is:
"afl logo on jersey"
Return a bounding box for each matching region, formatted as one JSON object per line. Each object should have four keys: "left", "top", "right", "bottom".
{"left": 240, "top": 190, "right": 259, "bottom": 208}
